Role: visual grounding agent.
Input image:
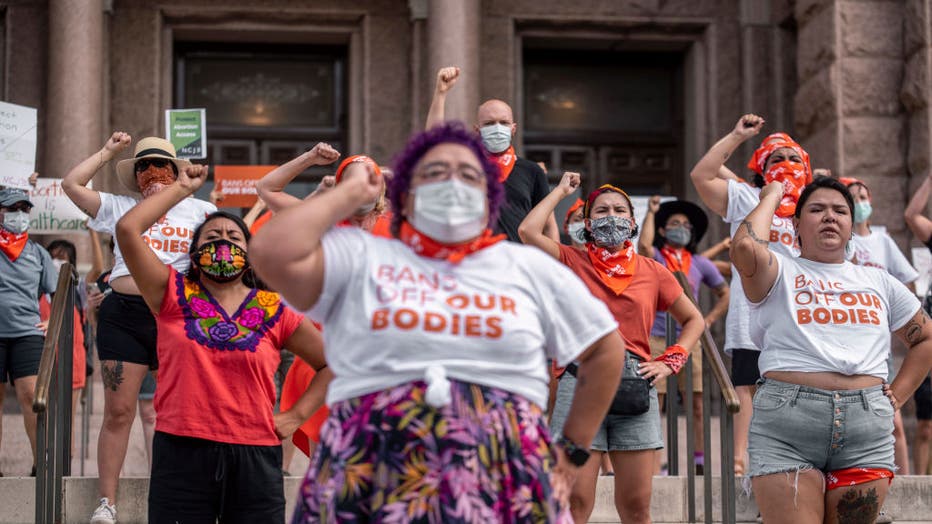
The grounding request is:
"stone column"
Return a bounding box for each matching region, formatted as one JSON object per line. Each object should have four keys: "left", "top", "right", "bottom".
{"left": 794, "top": 0, "right": 908, "bottom": 240}
{"left": 47, "top": 0, "right": 104, "bottom": 180}
{"left": 903, "top": 0, "right": 932, "bottom": 229}
{"left": 426, "top": 0, "right": 480, "bottom": 124}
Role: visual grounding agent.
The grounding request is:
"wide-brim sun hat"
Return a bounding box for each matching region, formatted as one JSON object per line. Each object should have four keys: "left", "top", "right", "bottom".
{"left": 115, "top": 137, "right": 192, "bottom": 193}
{"left": 654, "top": 200, "right": 709, "bottom": 248}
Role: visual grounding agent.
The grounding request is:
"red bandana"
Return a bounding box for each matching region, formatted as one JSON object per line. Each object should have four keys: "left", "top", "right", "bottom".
{"left": 586, "top": 241, "right": 638, "bottom": 295}
{"left": 399, "top": 221, "right": 504, "bottom": 264}
{"left": 489, "top": 145, "right": 516, "bottom": 183}
{"left": 660, "top": 246, "right": 692, "bottom": 275}
{"left": 0, "top": 228, "right": 28, "bottom": 261}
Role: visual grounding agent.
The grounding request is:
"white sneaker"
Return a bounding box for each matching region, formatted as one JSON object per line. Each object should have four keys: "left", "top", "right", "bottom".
{"left": 90, "top": 497, "right": 116, "bottom": 524}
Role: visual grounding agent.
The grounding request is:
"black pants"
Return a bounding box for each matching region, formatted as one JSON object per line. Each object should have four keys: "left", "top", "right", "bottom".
{"left": 148, "top": 432, "right": 284, "bottom": 524}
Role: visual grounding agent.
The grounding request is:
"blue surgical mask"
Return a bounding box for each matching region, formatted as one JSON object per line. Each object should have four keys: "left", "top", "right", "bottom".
{"left": 479, "top": 124, "right": 512, "bottom": 154}
{"left": 589, "top": 216, "right": 635, "bottom": 248}
{"left": 664, "top": 226, "right": 692, "bottom": 247}
{"left": 2, "top": 210, "right": 30, "bottom": 234}
{"left": 854, "top": 201, "right": 872, "bottom": 224}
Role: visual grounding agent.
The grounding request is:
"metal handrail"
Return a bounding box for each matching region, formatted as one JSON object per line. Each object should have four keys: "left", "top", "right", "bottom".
{"left": 662, "top": 270, "right": 739, "bottom": 524}
{"left": 32, "top": 262, "right": 76, "bottom": 524}
{"left": 672, "top": 271, "right": 740, "bottom": 412}
{"left": 33, "top": 264, "right": 74, "bottom": 412}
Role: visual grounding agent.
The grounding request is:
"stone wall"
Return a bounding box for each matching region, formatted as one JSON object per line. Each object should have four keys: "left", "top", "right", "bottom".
{"left": 794, "top": 0, "right": 916, "bottom": 244}
{"left": 904, "top": 0, "right": 932, "bottom": 238}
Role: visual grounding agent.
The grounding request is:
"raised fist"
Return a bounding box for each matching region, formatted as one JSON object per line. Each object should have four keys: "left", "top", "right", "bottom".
{"left": 435, "top": 66, "right": 460, "bottom": 95}
{"left": 178, "top": 164, "right": 208, "bottom": 194}
{"left": 104, "top": 132, "right": 132, "bottom": 153}
{"left": 648, "top": 195, "right": 661, "bottom": 214}
{"left": 733, "top": 114, "right": 765, "bottom": 140}
{"left": 307, "top": 143, "right": 340, "bottom": 165}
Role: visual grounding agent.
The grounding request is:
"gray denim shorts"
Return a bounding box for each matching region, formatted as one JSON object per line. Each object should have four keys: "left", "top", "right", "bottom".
{"left": 748, "top": 379, "right": 895, "bottom": 478}
{"left": 550, "top": 353, "right": 663, "bottom": 452}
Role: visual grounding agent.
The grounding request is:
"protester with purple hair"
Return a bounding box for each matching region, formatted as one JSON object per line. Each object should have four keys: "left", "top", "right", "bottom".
{"left": 251, "top": 121, "right": 626, "bottom": 522}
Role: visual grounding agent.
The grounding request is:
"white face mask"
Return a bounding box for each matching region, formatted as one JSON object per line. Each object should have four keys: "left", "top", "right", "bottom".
{"left": 567, "top": 222, "right": 586, "bottom": 244}
{"left": 354, "top": 200, "right": 377, "bottom": 216}
{"left": 411, "top": 179, "right": 487, "bottom": 243}
{"left": 479, "top": 123, "right": 512, "bottom": 154}
{"left": 51, "top": 259, "right": 66, "bottom": 271}
{"left": 2, "top": 210, "right": 30, "bottom": 234}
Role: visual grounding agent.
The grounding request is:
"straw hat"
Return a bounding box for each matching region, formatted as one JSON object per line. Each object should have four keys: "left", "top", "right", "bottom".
{"left": 115, "top": 137, "right": 192, "bottom": 193}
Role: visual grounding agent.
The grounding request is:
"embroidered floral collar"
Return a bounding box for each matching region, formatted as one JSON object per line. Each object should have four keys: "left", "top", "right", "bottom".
{"left": 175, "top": 271, "right": 283, "bottom": 352}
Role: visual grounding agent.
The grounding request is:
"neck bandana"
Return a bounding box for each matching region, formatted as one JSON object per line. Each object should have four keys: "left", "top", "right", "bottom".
{"left": 0, "top": 228, "right": 28, "bottom": 261}
{"left": 399, "top": 220, "right": 505, "bottom": 265}
{"left": 585, "top": 241, "right": 638, "bottom": 295}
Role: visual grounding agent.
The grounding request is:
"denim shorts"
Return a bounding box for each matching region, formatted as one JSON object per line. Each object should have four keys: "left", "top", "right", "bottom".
{"left": 748, "top": 379, "right": 895, "bottom": 478}
{"left": 550, "top": 353, "right": 663, "bottom": 452}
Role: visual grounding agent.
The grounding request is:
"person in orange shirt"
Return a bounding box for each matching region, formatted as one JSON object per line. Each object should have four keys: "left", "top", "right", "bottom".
{"left": 519, "top": 172, "right": 704, "bottom": 524}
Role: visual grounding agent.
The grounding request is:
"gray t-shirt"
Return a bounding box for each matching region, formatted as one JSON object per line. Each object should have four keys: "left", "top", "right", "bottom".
{"left": 0, "top": 241, "right": 58, "bottom": 337}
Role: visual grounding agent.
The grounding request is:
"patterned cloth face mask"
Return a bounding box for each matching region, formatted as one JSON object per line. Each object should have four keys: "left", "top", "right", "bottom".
{"left": 193, "top": 239, "right": 249, "bottom": 283}
{"left": 589, "top": 216, "right": 634, "bottom": 248}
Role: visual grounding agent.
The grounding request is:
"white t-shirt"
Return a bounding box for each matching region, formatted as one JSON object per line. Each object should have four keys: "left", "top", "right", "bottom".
{"left": 306, "top": 227, "right": 618, "bottom": 408}
{"left": 849, "top": 229, "right": 919, "bottom": 285}
{"left": 750, "top": 252, "right": 920, "bottom": 379}
{"left": 87, "top": 193, "right": 217, "bottom": 281}
{"left": 723, "top": 179, "right": 799, "bottom": 353}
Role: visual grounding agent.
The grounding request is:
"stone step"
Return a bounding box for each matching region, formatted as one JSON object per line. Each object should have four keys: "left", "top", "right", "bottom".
{"left": 1, "top": 475, "right": 930, "bottom": 523}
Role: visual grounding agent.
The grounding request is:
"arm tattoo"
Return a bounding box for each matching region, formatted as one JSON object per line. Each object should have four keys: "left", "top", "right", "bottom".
{"left": 835, "top": 487, "right": 879, "bottom": 524}
{"left": 101, "top": 360, "right": 125, "bottom": 391}
{"left": 94, "top": 150, "right": 109, "bottom": 172}
{"left": 741, "top": 220, "right": 769, "bottom": 245}
{"left": 904, "top": 311, "right": 929, "bottom": 347}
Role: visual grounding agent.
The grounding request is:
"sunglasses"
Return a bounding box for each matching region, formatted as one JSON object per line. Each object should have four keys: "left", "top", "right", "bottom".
{"left": 135, "top": 158, "right": 172, "bottom": 173}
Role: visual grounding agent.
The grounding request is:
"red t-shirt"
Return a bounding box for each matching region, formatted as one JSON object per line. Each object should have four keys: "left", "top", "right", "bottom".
{"left": 38, "top": 295, "right": 85, "bottom": 390}
{"left": 558, "top": 244, "right": 682, "bottom": 360}
{"left": 155, "top": 268, "right": 303, "bottom": 445}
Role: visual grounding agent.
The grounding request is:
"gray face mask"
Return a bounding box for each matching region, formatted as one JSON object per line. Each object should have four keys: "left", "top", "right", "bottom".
{"left": 589, "top": 216, "right": 634, "bottom": 248}
{"left": 2, "top": 210, "right": 30, "bottom": 234}
{"left": 664, "top": 226, "right": 692, "bottom": 247}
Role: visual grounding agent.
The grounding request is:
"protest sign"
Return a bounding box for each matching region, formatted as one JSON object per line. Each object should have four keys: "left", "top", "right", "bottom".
{"left": 213, "top": 166, "right": 275, "bottom": 208}
{"left": 166, "top": 108, "right": 206, "bottom": 159}
{"left": 29, "top": 178, "right": 90, "bottom": 233}
{"left": 0, "top": 101, "right": 37, "bottom": 189}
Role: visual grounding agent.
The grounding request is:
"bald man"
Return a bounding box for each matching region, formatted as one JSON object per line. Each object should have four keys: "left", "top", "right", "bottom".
{"left": 426, "top": 67, "right": 559, "bottom": 243}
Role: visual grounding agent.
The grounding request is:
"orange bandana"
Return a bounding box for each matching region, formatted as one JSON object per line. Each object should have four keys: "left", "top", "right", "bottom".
{"left": 746, "top": 133, "right": 812, "bottom": 178}
{"left": 766, "top": 160, "right": 810, "bottom": 218}
{"left": 489, "top": 145, "right": 516, "bottom": 183}
{"left": 660, "top": 246, "right": 692, "bottom": 275}
{"left": 563, "top": 198, "right": 585, "bottom": 232}
{"left": 0, "top": 228, "right": 28, "bottom": 261}
{"left": 399, "top": 221, "right": 505, "bottom": 264}
{"left": 137, "top": 165, "right": 176, "bottom": 198}
{"left": 586, "top": 241, "right": 637, "bottom": 295}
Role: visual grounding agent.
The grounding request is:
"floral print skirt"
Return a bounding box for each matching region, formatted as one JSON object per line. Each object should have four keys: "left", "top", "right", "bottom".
{"left": 291, "top": 380, "right": 571, "bottom": 523}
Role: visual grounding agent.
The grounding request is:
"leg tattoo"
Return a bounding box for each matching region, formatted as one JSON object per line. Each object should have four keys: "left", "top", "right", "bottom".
{"left": 836, "top": 487, "right": 880, "bottom": 524}
{"left": 101, "top": 361, "right": 125, "bottom": 392}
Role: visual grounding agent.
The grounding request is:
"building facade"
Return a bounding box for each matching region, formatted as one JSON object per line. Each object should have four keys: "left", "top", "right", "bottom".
{"left": 3, "top": 0, "right": 931, "bottom": 258}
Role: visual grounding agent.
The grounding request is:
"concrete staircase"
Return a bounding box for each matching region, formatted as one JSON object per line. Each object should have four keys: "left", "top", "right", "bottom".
{"left": 1, "top": 475, "right": 931, "bottom": 523}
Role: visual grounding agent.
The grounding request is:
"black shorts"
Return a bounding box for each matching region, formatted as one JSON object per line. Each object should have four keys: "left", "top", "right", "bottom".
{"left": 148, "top": 431, "right": 284, "bottom": 524}
{"left": 730, "top": 348, "right": 761, "bottom": 387}
{"left": 0, "top": 335, "right": 44, "bottom": 384}
{"left": 916, "top": 375, "right": 932, "bottom": 421}
{"left": 96, "top": 291, "right": 158, "bottom": 369}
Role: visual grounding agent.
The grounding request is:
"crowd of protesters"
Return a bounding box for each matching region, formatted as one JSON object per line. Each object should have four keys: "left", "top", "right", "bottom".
{"left": 0, "top": 66, "right": 930, "bottom": 524}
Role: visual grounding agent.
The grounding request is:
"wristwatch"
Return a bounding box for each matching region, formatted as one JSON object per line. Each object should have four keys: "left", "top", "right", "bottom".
{"left": 556, "top": 435, "right": 590, "bottom": 467}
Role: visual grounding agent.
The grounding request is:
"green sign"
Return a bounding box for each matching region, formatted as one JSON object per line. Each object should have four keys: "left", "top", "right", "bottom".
{"left": 165, "top": 108, "right": 206, "bottom": 159}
